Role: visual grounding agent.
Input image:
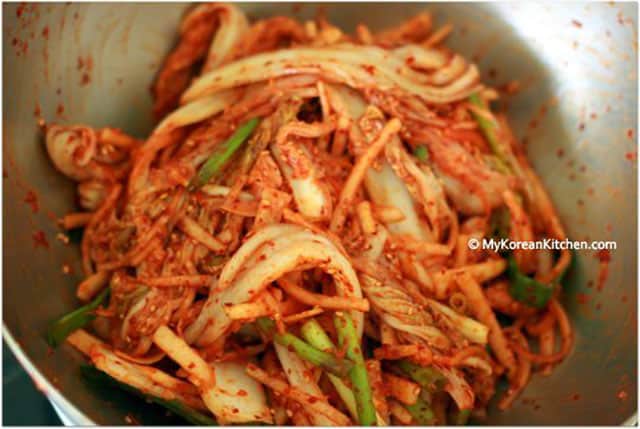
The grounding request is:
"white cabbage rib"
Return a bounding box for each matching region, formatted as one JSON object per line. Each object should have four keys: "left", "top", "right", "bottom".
{"left": 154, "top": 90, "right": 240, "bottom": 134}
{"left": 436, "top": 364, "right": 475, "bottom": 411}
{"left": 270, "top": 121, "right": 335, "bottom": 220}
{"left": 365, "top": 161, "right": 432, "bottom": 241}
{"left": 181, "top": 45, "right": 481, "bottom": 105}
{"left": 384, "top": 137, "right": 452, "bottom": 242}
{"left": 425, "top": 298, "right": 489, "bottom": 345}
{"left": 201, "top": 3, "right": 248, "bottom": 72}
{"left": 153, "top": 326, "right": 271, "bottom": 424}
{"left": 274, "top": 343, "right": 338, "bottom": 426}
{"left": 360, "top": 274, "right": 451, "bottom": 350}
{"left": 185, "top": 224, "right": 364, "bottom": 346}
{"left": 428, "top": 55, "right": 468, "bottom": 85}
{"left": 358, "top": 105, "right": 434, "bottom": 242}
{"left": 205, "top": 361, "right": 272, "bottom": 424}
{"left": 392, "top": 44, "right": 449, "bottom": 70}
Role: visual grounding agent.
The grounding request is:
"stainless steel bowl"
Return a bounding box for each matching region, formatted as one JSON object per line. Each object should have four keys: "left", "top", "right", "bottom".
{"left": 3, "top": 2, "right": 637, "bottom": 425}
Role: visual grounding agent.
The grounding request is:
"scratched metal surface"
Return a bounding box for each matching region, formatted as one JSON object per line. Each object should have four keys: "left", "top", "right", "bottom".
{"left": 3, "top": 2, "right": 637, "bottom": 425}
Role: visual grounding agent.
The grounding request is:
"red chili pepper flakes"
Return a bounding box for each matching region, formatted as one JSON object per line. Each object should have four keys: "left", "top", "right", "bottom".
{"left": 626, "top": 128, "right": 634, "bottom": 140}
{"left": 576, "top": 293, "right": 590, "bottom": 305}
{"left": 32, "top": 230, "right": 49, "bottom": 249}
{"left": 361, "top": 64, "right": 375, "bottom": 75}
{"left": 23, "top": 190, "right": 39, "bottom": 213}
{"left": 596, "top": 249, "right": 612, "bottom": 263}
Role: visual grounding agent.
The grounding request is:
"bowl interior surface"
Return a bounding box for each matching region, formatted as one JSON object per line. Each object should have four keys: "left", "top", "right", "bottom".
{"left": 3, "top": 2, "right": 637, "bottom": 425}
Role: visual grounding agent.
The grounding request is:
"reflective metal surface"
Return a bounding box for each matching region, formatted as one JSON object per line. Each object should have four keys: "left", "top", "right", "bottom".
{"left": 3, "top": 2, "right": 637, "bottom": 425}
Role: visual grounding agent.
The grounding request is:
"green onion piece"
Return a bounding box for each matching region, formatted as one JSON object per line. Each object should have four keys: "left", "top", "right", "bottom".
{"left": 488, "top": 207, "right": 510, "bottom": 241}
{"left": 449, "top": 408, "right": 471, "bottom": 426}
{"left": 300, "top": 319, "right": 336, "bottom": 353}
{"left": 405, "top": 396, "right": 436, "bottom": 425}
{"left": 334, "top": 313, "right": 377, "bottom": 426}
{"left": 506, "top": 255, "right": 554, "bottom": 308}
{"left": 47, "top": 287, "right": 110, "bottom": 347}
{"left": 413, "top": 145, "right": 429, "bottom": 162}
{"left": 301, "top": 319, "right": 359, "bottom": 422}
{"left": 205, "top": 254, "right": 226, "bottom": 267}
{"left": 468, "top": 93, "right": 511, "bottom": 174}
{"left": 394, "top": 360, "right": 447, "bottom": 393}
{"left": 256, "top": 318, "right": 352, "bottom": 377}
{"left": 189, "top": 117, "right": 260, "bottom": 190}
{"left": 81, "top": 365, "right": 217, "bottom": 425}
{"left": 66, "top": 227, "right": 84, "bottom": 244}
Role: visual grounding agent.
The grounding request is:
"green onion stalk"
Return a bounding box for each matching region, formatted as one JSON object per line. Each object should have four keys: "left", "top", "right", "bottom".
{"left": 449, "top": 408, "right": 471, "bottom": 426}
{"left": 506, "top": 255, "right": 554, "bottom": 308}
{"left": 334, "top": 312, "right": 377, "bottom": 426}
{"left": 300, "top": 319, "right": 359, "bottom": 422}
{"left": 256, "top": 318, "right": 352, "bottom": 377}
{"left": 405, "top": 396, "right": 436, "bottom": 425}
{"left": 47, "top": 287, "right": 110, "bottom": 347}
{"left": 393, "top": 360, "right": 447, "bottom": 393}
{"left": 413, "top": 145, "right": 429, "bottom": 162}
{"left": 188, "top": 117, "right": 260, "bottom": 191}
{"left": 468, "top": 93, "right": 511, "bottom": 174}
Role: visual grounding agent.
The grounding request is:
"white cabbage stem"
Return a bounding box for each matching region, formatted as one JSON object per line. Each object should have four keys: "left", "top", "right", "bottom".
{"left": 182, "top": 45, "right": 481, "bottom": 105}
{"left": 153, "top": 326, "right": 271, "bottom": 424}
{"left": 274, "top": 343, "right": 337, "bottom": 425}
{"left": 154, "top": 90, "right": 240, "bottom": 134}
{"left": 201, "top": 3, "right": 248, "bottom": 72}
{"left": 270, "top": 121, "right": 335, "bottom": 220}
{"left": 185, "top": 224, "right": 364, "bottom": 346}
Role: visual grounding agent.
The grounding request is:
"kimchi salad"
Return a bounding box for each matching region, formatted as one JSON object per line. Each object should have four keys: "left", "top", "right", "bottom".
{"left": 45, "top": 4, "right": 573, "bottom": 425}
